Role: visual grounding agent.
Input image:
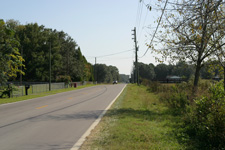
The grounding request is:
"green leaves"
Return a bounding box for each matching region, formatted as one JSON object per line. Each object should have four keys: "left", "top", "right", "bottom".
{"left": 147, "top": 5, "right": 152, "bottom": 11}
{"left": 95, "top": 64, "right": 119, "bottom": 83}
{"left": 0, "top": 19, "right": 95, "bottom": 83}
{"left": 188, "top": 81, "right": 225, "bottom": 149}
{"left": 0, "top": 19, "right": 24, "bottom": 84}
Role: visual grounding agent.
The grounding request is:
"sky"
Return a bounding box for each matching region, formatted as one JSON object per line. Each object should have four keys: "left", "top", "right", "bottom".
{"left": 1, "top": 0, "right": 161, "bottom": 75}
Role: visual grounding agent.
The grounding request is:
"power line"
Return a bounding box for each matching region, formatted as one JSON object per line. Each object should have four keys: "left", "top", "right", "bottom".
{"left": 86, "top": 48, "right": 134, "bottom": 59}
{"left": 137, "top": 1, "right": 144, "bottom": 33}
{"left": 138, "top": 0, "right": 152, "bottom": 40}
{"left": 139, "top": 0, "right": 168, "bottom": 58}
{"left": 135, "top": 1, "right": 141, "bottom": 28}
{"left": 97, "top": 56, "right": 134, "bottom": 62}
{"left": 96, "top": 48, "right": 134, "bottom": 58}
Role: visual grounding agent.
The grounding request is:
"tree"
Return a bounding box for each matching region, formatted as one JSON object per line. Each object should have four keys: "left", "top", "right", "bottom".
{"left": 0, "top": 19, "right": 24, "bottom": 84}
{"left": 154, "top": 63, "right": 169, "bottom": 80}
{"left": 213, "top": 5, "right": 225, "bottom": 90}
{"left": 215, "top": 43, "right": 225, "bottom": 90}
{"left": 171, "top": 61, "right": 194, "bottom": 80}
{"left": 95, "top": 64, "right": 119, "bottom": 83}
{"left": 138, "top": 62, "right": 155, "bottom": 80}
{"left": 152, "top": 0, "right": 225, "bottom": 93}
{"left": 2, "top": 20, "right": 94, "bottom": 83}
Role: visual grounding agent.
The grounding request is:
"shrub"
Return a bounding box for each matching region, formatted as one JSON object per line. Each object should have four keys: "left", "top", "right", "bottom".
{"left": 147, "top": 81, "right": 161, "bottom": 93}
{"left": 56, "top": 75, "right": 72, "bottom": 85}
{"left": 184, "top": 81, "right": 225, "bottom": 149}
{"left": 159, "top": 84, "right": 189, "bottom": 111}
{"left": 140, "top": 78, "right": 151, "bottom": 87}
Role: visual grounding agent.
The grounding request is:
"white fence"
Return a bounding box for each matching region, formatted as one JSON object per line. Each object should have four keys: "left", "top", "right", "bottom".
{"left": 32, "top": 82, "right": 65, "bottom": 94}
{"left": 8, "top": 82, "right": 93, "bottom": 97}
{"left": 12, "top": 86, "right": 24, "bottom": 97}
{"left": 10, "top": 82, "right": 64, "bottom": 97}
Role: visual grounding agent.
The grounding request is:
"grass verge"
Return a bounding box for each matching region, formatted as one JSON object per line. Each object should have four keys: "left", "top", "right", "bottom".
{"left": 0, "top": 84, "right": 95, "bottom": 105}
{"left": 80, "top": 84, "right": 186, "bottom": 150}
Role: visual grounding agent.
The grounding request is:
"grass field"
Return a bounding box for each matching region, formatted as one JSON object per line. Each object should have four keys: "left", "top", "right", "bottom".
{"left": 0, "top": 84, "right": 95, "bottom": 105}
{"left": 80, "top": 84, "right": 186, "bottom": 150}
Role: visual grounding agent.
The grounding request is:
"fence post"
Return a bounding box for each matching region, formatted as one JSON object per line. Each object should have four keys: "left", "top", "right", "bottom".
{"left": 12, "top": 88, "right": 13, "bottom": 98}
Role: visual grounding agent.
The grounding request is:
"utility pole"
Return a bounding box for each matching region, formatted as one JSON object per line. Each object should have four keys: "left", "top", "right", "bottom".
{"left": 95, "top": 57, "right": 97, "bottom": 84}
{"left": 49, "top": 42, "right": 51, "bottom": 91}
{"left": 132, "top": 27, "right": 139, "bottom": 85}
{"left": 137, "top": 46, "right": 139, "bottom": 85}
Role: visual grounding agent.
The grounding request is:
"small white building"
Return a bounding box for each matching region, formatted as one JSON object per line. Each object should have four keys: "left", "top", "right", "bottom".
{"left": 166, "top": 75, "right": 182, "bottom": 83}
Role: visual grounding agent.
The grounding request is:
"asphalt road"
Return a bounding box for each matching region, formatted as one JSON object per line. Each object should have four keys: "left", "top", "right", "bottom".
{"left": 0, "top": 84, "right": 126, "bottom": 150}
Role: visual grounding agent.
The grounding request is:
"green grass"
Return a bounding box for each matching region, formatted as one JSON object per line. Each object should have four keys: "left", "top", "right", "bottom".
{"left": 0, "top": 84, "right": 95, "bottom": 105}
{"left": 80, "top": 84, "right": 186, "bottom": 150}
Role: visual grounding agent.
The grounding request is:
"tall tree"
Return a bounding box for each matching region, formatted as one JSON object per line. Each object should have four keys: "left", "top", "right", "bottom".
{"left": 95, "top": 64, "right": 119, "bottom": 83}
{"left": 0, "top": 19, "right": 24, "bottom": 84}
{"left": 153, "top": 0, "right": 225, "bottom": 93}
{"left": 171, "top": 61, "right": 194, "bottom": 79}
{"left": 138, "top": 62, "right": 155, "bottom": 80}
{"left": 154, "top": 63, "right": 169, "bottom": 80}
{"left": 3, "top": 20, "right": 94, "bottom": 83}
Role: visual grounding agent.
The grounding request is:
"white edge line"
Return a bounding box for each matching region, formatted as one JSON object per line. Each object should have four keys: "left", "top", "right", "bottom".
{"left": 70, "top": 84, "right": 127, "bottom": 150}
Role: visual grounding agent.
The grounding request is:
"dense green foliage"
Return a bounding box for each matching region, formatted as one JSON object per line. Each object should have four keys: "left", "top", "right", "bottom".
{"left": 95, "top": 64, "right": 119, "bottom": 83}
{"left": 184, "top": 82, "right": 225, "bottom": 149}
{"left": 10, "top": 21, "right": 93, "bottom": 82}
{"left": 0, "top": 19, "right": 120, "bottom": 84}
{"left": 0, "top": 19, "right": 24, "bottom": 85}
{"left": 146, "top": 80, "right": 225, "bottom": 149}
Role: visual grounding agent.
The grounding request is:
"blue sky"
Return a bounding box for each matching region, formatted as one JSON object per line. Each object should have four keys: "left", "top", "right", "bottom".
{"left": 1, "top": 0, "right": 161, "bottom": 75}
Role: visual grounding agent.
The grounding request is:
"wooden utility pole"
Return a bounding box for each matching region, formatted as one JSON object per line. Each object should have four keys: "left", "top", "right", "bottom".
{"left": 132, "top": 27, "right": 139, "bottom": 85}
{"left": 49, "top": 42, "right": 51, "bottom": 91}
{"left": 95, "top": 57, "right": 97, "bottom": 83}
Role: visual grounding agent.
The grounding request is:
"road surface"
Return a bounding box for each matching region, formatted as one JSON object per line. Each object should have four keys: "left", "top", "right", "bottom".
{"left": 0, "top": 84, "right": 126, "bottom": 150}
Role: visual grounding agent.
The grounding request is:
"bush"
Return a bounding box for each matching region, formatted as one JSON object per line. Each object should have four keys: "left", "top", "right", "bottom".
{"left": 184, "top": 81, "right": 225, "bottom": 149}
{"left": 56, "top": 75, "right": 72, "bottom": 85}
{"left": 147, "top": 79, "right": 224, "bottom": 149}
{"left": 140, "top": 78, "right": 151, "bottom": 87}
{"left": 147, "top": 81, "right": 161, "bottom": 93}
{"left": 0, "top": 84, "right": 14, "bottom": 98}
{"left": 159, "top": 83, "right": 189, "bottom": 111}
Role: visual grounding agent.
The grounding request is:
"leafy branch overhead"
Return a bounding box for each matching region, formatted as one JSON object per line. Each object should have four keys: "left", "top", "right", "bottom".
{"left": 151, "top": 0, "right": 225, "bottom": 90}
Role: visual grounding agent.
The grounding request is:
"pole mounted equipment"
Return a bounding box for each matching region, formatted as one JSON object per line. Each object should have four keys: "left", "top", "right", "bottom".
{"left": 131, "top": 27, "right": 139, "bottom": 85}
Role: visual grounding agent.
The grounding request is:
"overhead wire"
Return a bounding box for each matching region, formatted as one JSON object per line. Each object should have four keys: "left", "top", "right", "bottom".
{"left": 135, "top": 1, "right": 141, "bottom": 29}
{"left": 97, "top": 56, "right": 134, "bottom": 62}
{"left": 137, "top": 1, "right": 144, "bottom": 34}
{"left": 86, "top": 48, "right": 134, "bottom": 59}
{"left": 138, "top": 0, "right": 152, "bottom": 41}
{"left": 135, "top": 2, "right": 140, "bottom": 26}
{"left": 139, "top": 0, "right": 168, "bottom": 58}
{"left": 96, "top": 48, "right": 135, "bottom": 58}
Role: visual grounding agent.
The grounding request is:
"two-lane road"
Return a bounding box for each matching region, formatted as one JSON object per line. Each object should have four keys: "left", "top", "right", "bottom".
{"left": 0, "top": 84, "right": 126, "bottom": 150}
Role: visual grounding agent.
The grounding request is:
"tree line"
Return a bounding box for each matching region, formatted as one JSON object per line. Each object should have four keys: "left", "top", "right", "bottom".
{"left": 131, "top": 60, "right": 221, "bottom": 83}
{"left": 0, "top": 19, "right": 119, "bottom": 85}
{"left": 95, "top": 64, "right": 119, "bottom": 83}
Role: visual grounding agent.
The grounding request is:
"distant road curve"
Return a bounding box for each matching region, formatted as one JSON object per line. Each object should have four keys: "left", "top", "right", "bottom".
{"left": 0, "top": 84, "right": 126, "bottom": 150}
